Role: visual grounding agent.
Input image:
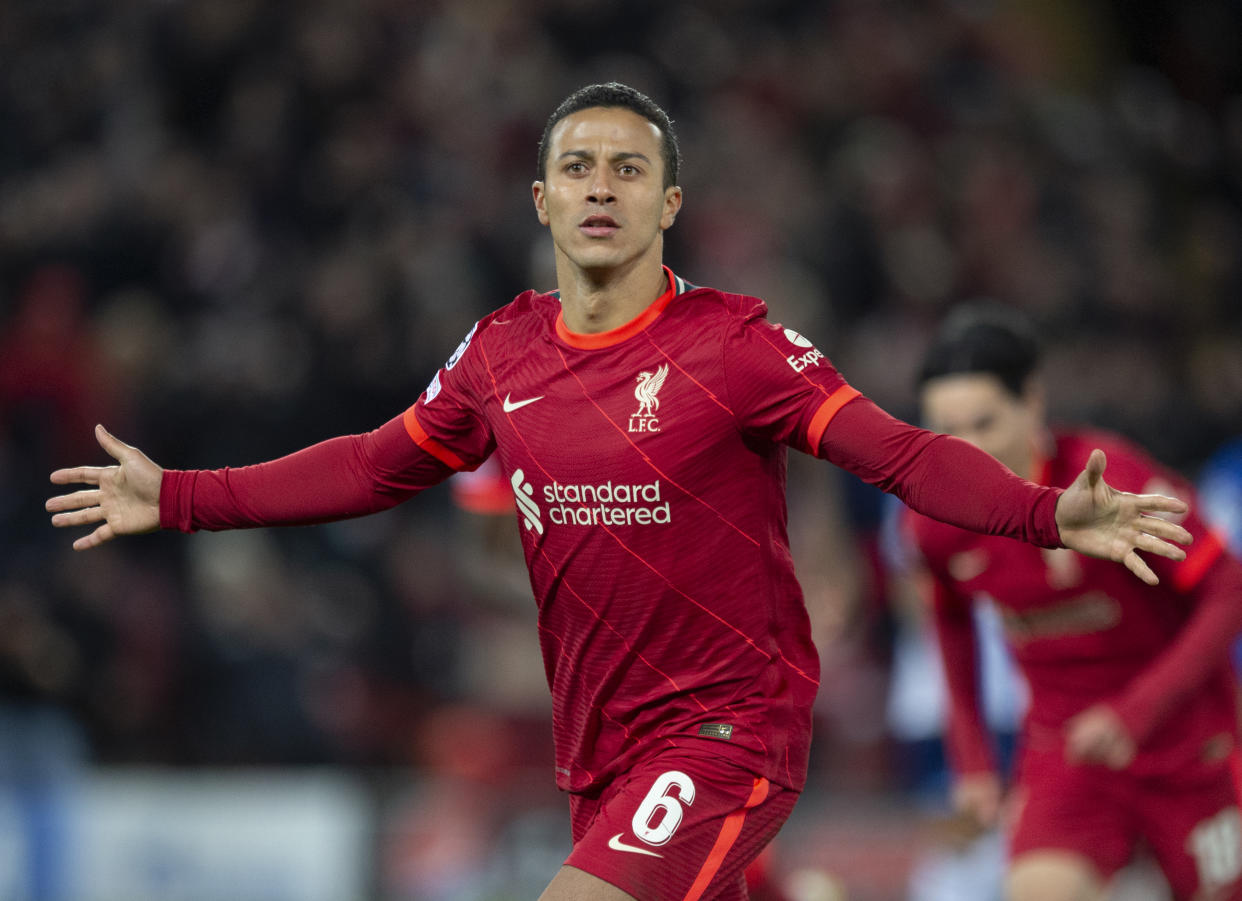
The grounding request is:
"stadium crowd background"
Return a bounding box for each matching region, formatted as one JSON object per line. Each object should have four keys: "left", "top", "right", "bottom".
{"left": 1, "top": 1, "right": 1241, "bottom": 898}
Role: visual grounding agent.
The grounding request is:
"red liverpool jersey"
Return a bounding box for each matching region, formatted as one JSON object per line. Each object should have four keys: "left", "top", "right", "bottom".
{"left": 160, "top": 267, "right": 1067, "bottom": 793}
{"left": 908, "top": 429, "right": 1236, "bottom": 777}
{"left": 408, "top": 269, "right": 856, "bottom": 793}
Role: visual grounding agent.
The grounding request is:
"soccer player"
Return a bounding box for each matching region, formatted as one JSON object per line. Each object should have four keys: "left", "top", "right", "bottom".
{"left": 904, "top": 304, "right": 1242, "bottom": 901}
{"left": 47, "top": 84, "right": 1192, "bottom": 901}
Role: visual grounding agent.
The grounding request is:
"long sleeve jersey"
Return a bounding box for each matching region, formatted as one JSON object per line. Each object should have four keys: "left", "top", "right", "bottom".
{"left": 162, "top": 269, "right": 1064, "bottom": 793}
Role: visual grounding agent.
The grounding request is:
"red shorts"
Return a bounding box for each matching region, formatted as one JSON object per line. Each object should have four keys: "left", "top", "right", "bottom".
{"left": 565, "top": 747, "right": 798, "bottom": 901}
{"left": 1010, "top": 743, "right": 1242, "bottom": 900}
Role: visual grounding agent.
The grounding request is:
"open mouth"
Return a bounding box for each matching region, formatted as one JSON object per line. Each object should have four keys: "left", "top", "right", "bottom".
{"left": 579, "top": 215, "right": 619, "bottom": 237}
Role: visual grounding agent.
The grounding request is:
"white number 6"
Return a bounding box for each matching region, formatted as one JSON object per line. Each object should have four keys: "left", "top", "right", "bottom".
{"left": 632, "top": 770, "right": 696, "bottom": 846}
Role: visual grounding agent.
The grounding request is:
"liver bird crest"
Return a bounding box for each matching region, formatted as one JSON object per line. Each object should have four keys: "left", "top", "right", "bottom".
{"left": 634, "top": 364, "right": 669, "bottom": 417}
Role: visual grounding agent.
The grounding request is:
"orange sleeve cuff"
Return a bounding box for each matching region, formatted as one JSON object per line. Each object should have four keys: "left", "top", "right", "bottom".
{"left": 402, "top": 406, "right": 468, "bottom": 471}
{"left": 808, "top": 385, "right": 862, "bottom": 451}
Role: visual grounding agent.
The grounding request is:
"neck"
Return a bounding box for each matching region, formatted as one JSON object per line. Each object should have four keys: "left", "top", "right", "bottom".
{"left": 555, "top": 253, "right": 669, "bottom": 335}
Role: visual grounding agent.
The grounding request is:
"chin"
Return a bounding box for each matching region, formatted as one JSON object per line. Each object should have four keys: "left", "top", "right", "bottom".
{"left": 571, "top": 250, "right": 628, "bottom": 272}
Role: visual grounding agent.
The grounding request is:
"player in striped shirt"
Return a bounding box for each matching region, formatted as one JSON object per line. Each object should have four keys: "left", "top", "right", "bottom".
{"left": 47, "top": 84, "right": 1191, "bottom": 901}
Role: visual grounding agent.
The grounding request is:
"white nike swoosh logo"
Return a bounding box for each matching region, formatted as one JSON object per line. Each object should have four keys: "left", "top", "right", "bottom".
{"left": 502, "top": 393, "right": 544, "bottom": 413}
{"left": 607, "top": 833, "right": 663, "bottom": 857}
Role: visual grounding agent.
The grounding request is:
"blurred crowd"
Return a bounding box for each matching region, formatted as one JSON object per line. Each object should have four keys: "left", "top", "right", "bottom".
{"left": 1, "top": 0, "right": 1240, "bottom": 791}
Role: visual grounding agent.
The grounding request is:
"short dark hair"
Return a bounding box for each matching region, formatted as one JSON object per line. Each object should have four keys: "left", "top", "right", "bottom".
{"left": 917, "top": 303, "right": 1042, "bottom": 397}
{"left": 537, "top": 82, "right": 681, "bottom": 189}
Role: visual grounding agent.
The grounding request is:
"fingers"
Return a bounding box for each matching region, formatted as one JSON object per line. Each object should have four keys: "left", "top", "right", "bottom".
{"left": 47, "top": 426, "right": 151, "bottom": 552}
{"left": 1065, "top": 707, "right": 1131, "bottom": 767}
{"left": 46, "top": 487, "right": 101, "bottom": 513}
{"left": 1070, "top": 730, "right": 1133, "bottom": 769}
{"left": 1137, "top": 513, "right": 1193, "bottom": 546}
{"left": 49, "top": 505, "right": 107, "bottom": 529}
{"left": 1120, "top": 527, "right": 1187, "bottom": 586}
{"left": 1133, "top": 529, "right": 1187, "bottom": 562}
{"left": 1123, "top": 550, "right": 1160, "bottom": 587}
{"left": 73, "top": 525, "right": 115, "bottom": 552}
{"left": 94, "top": 423, "right": 129, "bottom": 462}
{"left": 48, "top": 425, "right": 129, "bottom": 484}
{"left": 49, "top": 465, "right": 111, "bottom": 486}
{"left": 1084, "top": 448, "right": 1107, "bottom": 484}
{"left": 1135, "top": 492, "right": 1190, "bottom": 518}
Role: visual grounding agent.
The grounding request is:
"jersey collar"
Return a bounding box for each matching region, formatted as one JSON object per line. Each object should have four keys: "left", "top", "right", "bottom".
{"left": 554, "top": 267, "right": 688, "bottom": 349}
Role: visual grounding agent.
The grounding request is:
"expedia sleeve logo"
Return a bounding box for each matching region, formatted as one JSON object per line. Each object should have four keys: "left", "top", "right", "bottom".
{"left": 783, "top": 328, "right": 825, "bottom": 372}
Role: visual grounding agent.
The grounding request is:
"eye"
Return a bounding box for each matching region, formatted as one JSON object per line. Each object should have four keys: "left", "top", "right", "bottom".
{"left": 565, "top": 161, "right": 588, "bottom": 175}
{"left": 618, "top": 164, "right": 640, "bottom": 177}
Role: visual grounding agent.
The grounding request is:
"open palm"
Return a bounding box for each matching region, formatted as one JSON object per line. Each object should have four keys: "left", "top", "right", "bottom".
{"left": 1055, "top": 449, "right": 1192, "bottom": 586}
{"left": 46, "top": 425, "right": 163, "bottom": 551}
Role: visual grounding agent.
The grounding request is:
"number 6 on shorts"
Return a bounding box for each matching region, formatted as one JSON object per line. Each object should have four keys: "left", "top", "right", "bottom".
{"left": 632, "top": 770, "right": 696, "bottom": 846}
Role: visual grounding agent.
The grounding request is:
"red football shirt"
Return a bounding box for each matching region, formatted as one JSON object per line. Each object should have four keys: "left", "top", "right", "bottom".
{"left": 908, "top": 429, "right": 1239, "bottom": 778}
{"left": 161, "top": 267, "right": 1067, "bottom": 794}
{"left": 407, "top": 269, "right": 857, "bottom": 792}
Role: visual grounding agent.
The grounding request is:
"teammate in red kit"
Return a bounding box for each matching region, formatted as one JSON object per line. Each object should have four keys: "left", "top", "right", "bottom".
{"left": 47, "top": 84, "right": 1192, "bottom": 901}
{"left": 905, "top": 304, "right": 1242, "bottom": 901}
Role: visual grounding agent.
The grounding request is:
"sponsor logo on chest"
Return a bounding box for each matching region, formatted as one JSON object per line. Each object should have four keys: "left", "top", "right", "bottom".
{"left": 1000, "top": 591, "right": 1121, "bottom": 644}
{"left": 509, "top": 469, "right": 672, "bottom": 531}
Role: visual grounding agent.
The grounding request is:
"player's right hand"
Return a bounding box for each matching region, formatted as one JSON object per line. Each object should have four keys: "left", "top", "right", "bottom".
{"left": 47, "top": 425, "right": 163, "bottom": 550}
{"left": 952, "top": 771, "right": 1003, "bottom": 831}
{"left": 1064, "top": 703, "right": 1136, "bottom": 770}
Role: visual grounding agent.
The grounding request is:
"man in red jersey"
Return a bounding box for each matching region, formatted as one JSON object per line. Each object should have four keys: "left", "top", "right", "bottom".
{"left": 47, "top": 84, "right": 1191, "bottom": 901}
{"left": 904, "top": 304, "right": 1242, "bottom": 901}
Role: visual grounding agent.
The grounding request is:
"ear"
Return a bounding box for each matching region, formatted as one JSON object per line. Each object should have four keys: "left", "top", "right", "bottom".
{"left": 660, "top": 185, "right": 683, "bottom": 231}
{"left": 532, "top": 181, "right": 550, "bottom": 226}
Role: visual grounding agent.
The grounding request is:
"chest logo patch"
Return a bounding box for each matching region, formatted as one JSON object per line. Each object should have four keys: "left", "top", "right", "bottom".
{"left": 629, "top": 363, "right": 669, "bottom": 433}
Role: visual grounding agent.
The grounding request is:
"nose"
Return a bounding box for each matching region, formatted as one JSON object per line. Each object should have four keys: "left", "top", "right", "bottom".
{"left": 586, "top": 169, "right": 616, "bottom": 204}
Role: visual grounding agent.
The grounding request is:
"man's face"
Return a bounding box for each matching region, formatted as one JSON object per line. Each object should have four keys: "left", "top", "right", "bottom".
{"left": 921, "top": 372, "right": 1042, "bottom": 476}
{"left": 532, "top": 106, "right": 681, "bottom": 275}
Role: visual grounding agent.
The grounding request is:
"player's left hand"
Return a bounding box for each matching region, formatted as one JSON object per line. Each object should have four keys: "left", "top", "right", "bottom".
{"left": 1065, "top": 704, "right": 1136, "bottom": 769}
{"left": 1055, "top": 449, "right": 1191, "bottom": 586}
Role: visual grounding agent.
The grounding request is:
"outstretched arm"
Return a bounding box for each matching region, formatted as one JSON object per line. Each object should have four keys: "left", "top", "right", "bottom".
{"left": 49, "top": 415, "right": 458, "bottom": 549}
{"left": 47, "top": 425, "right": 162, "bottom": 550}
{"left": 819, "top": 397, "right": 1190, "bottom": 582}
{"left": 1054, "top": 449, "right": 1190, "bottom": 586}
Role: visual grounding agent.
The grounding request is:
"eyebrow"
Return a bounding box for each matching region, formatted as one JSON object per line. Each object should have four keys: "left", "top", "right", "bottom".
{"left": 556, "top": 149, "right": 654, "bottom": 166}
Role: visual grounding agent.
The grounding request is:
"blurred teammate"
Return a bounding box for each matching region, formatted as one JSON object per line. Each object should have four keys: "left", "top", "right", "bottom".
{"left": 47, "top": 84, "right": 1191, "bottom": 901}
{"left": 904, "top": 304, "right": 1242, "bottom": 901}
